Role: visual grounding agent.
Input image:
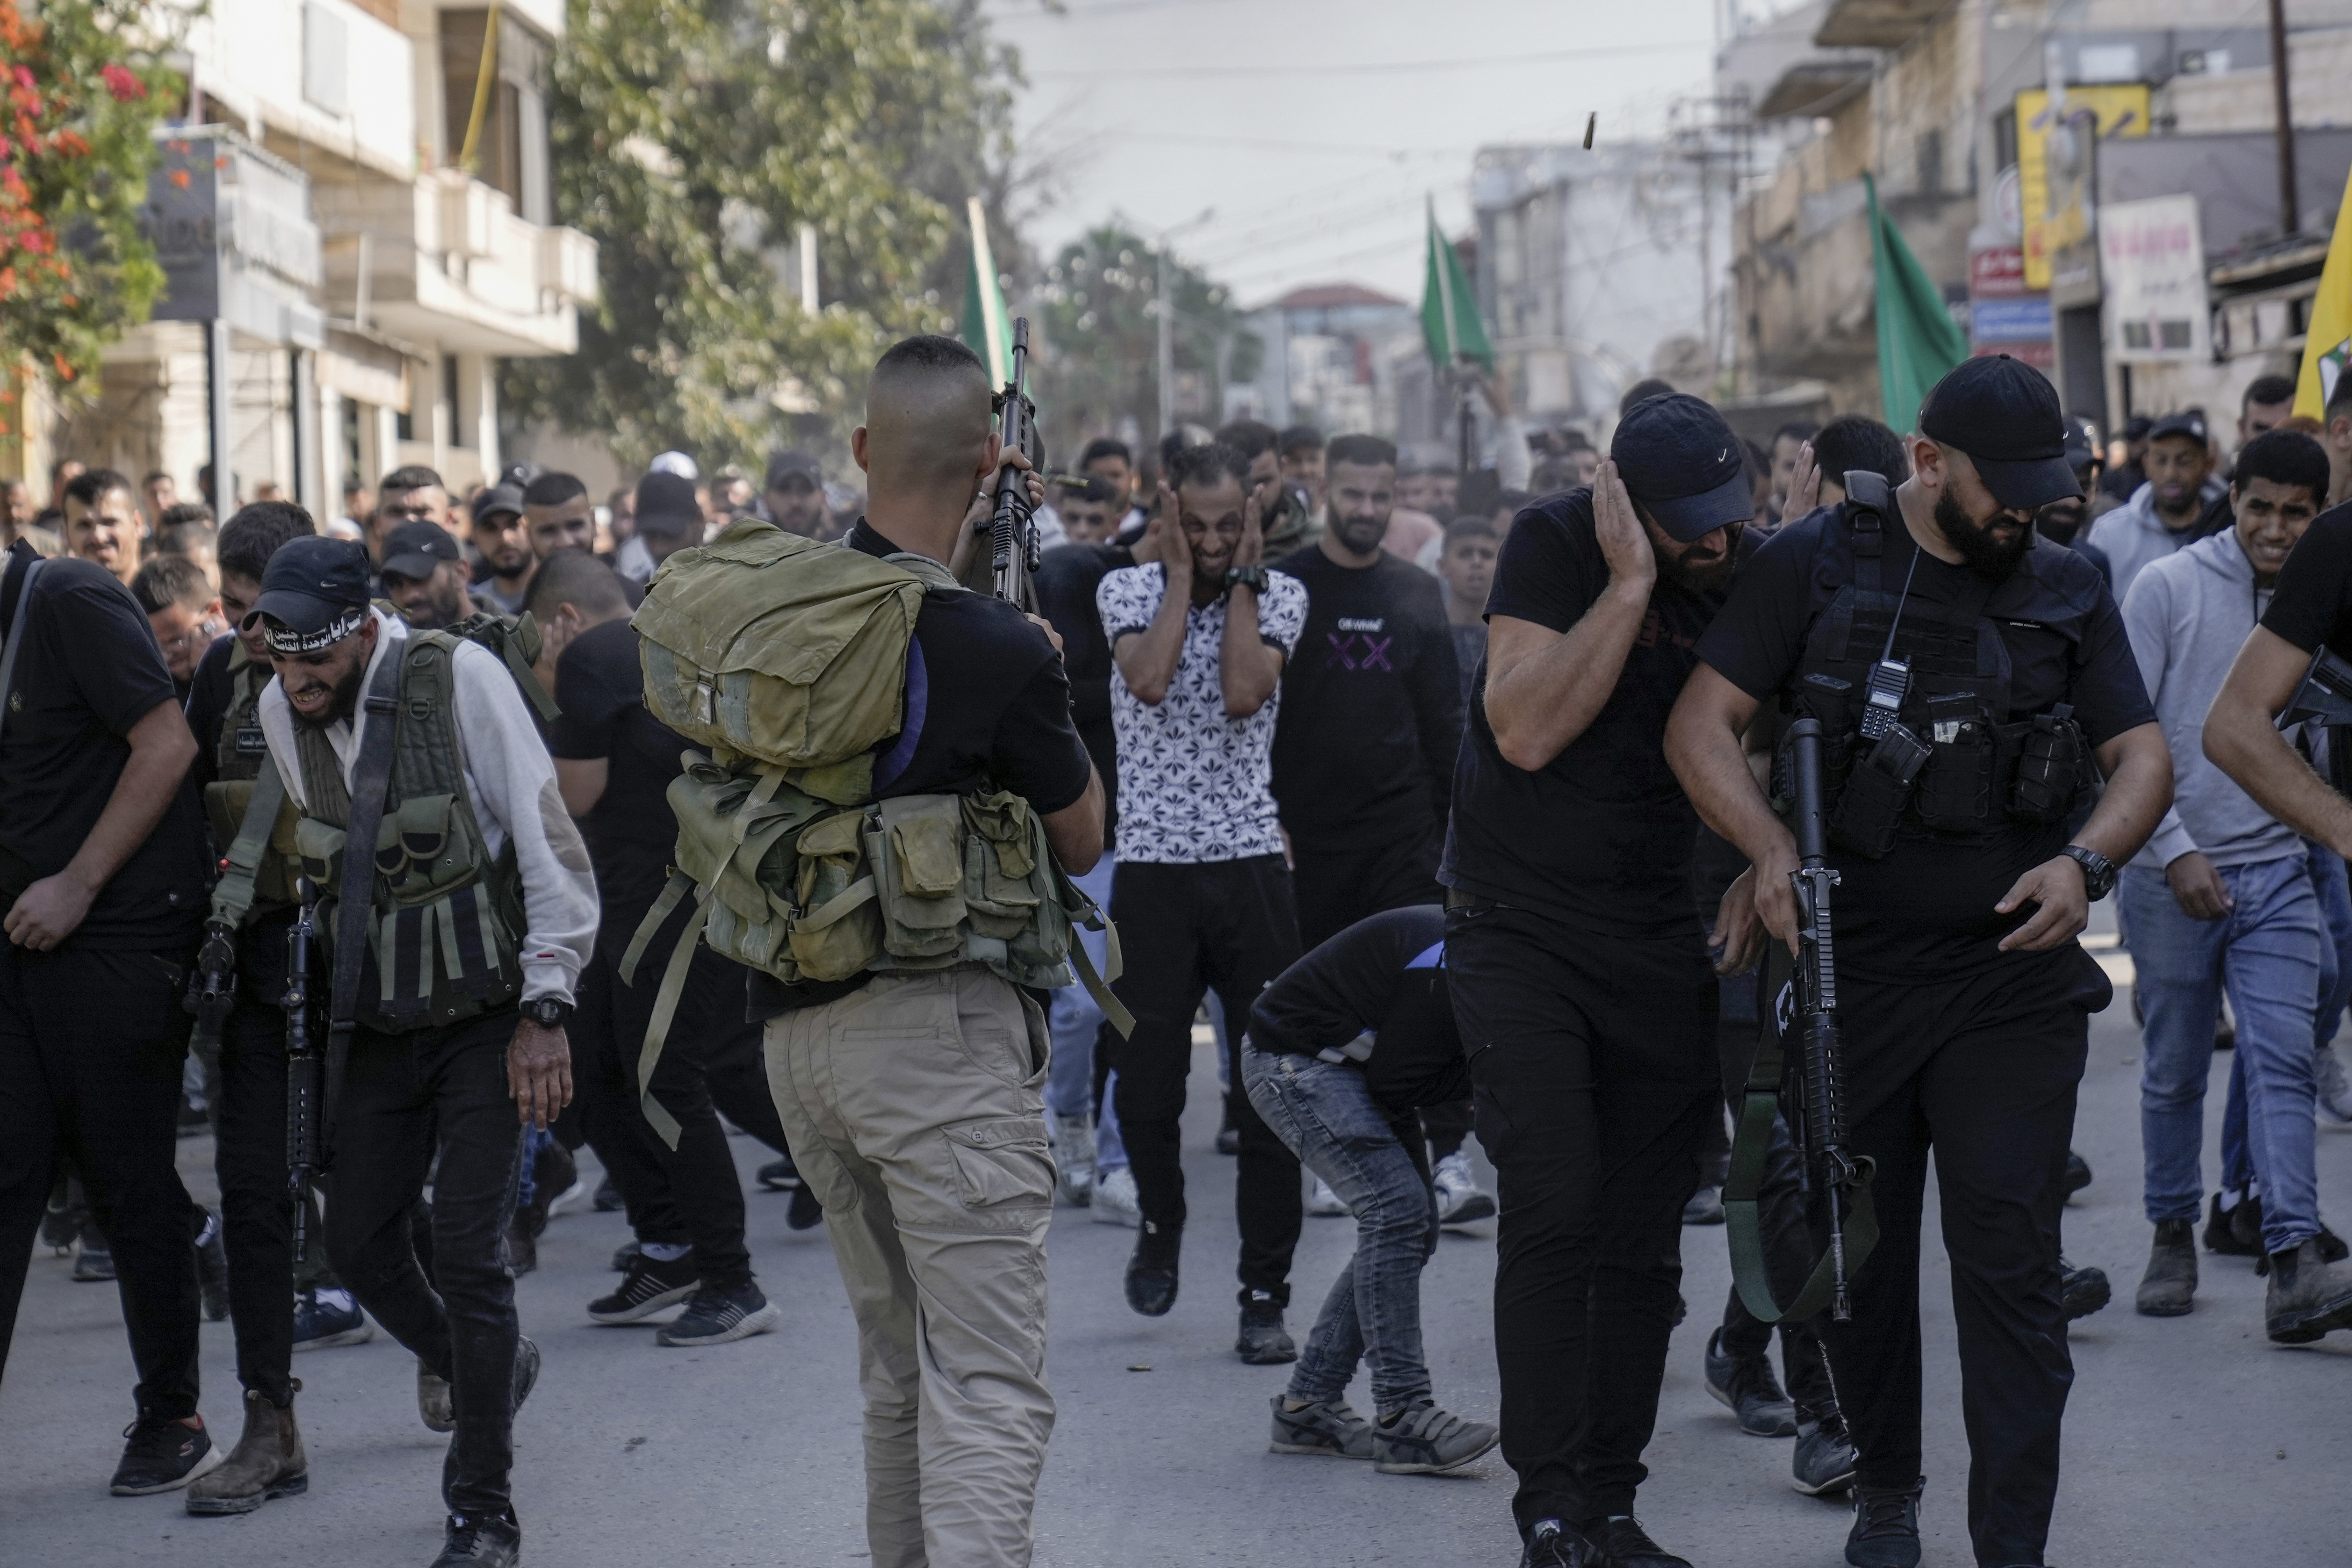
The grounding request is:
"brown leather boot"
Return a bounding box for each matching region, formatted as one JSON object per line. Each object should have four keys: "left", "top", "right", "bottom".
{"left": 185, "top": 1387, "right": 308, "bottom": 1515}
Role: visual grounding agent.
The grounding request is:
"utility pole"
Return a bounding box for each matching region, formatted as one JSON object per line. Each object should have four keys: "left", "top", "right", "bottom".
{"left": 2269, "top": 0, "right": 2299, "bottom": 236}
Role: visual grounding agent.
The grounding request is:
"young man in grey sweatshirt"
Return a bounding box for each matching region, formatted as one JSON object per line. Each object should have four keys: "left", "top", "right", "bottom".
{"left": 2117, "top": 429, "right": 2352, "bottom": 1341}
{"left": 2087, "top": 409, "right": 2230, "bottom": 604}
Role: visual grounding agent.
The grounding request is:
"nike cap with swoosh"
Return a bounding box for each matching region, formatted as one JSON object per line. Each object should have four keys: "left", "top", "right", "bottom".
{"left": 1917, "top": 353, "right": 2082, "bottom": 512}
{"left": 1610, "top": 391, "right": 1754, "bottom": 543}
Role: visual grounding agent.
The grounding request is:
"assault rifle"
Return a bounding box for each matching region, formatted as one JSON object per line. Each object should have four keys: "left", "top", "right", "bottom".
{"left": 2277, "top": 644, "right": 2352, "bottom": 797}
{"left": 283, "top": 879, "right": 323, "bottom": 1262}
{"left": 989, "top": 317, "right": 1042, "bottom": 607}
{"left": 184, "top": 920, "right": 239, "bottom": 1060}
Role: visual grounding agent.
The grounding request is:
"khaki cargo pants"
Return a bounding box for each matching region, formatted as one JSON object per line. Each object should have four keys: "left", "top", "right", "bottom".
{"left": 763, "top": 966, "right": 1057, "bottom": 1568}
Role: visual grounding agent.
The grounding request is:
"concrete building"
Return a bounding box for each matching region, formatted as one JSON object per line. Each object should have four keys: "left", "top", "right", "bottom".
{"left": 30, "top": 0, "right": 597, "bottom": 523}
{"left": 1231, "top": 284, "right": 1418, "bottom": 439}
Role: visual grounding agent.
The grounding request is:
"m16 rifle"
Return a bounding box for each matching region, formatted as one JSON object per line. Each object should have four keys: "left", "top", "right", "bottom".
{"left": 184, "top": 919, "right": 239, "bottom": 1059}
{"left": 283, "top": 878, "right": 323, "bottom": 1262}
{"left": 989, "top": 317, "right": 1042, "bottom": 608}
{"left": 2277, "top": 644, "right": 2352, "bottom": 797}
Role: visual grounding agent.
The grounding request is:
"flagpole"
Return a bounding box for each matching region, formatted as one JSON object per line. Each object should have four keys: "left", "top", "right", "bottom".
{"left": 968, "top": 196, "right": 1010, "bottom": 386}
{"left": 1429, "top": 197, "right": 1460, "bottom": 364}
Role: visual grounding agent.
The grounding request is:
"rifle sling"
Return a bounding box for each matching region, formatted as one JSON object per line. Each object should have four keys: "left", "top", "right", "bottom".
{"left": 325, "top": 649, "right": 407, "bottom": 1142}
{"left": 1723, "top": 940, "right": 1879, "bottom": 1326}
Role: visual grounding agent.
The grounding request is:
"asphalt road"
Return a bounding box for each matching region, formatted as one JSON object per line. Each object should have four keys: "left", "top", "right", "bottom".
{"left": 8, "top": 931, "right": 2351, "bottom": 1567}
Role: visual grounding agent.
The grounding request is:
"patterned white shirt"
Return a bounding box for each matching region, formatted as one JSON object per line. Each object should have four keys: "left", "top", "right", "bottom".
{"left": 1097, "top": 562, "right": 1309, "bottom": 864}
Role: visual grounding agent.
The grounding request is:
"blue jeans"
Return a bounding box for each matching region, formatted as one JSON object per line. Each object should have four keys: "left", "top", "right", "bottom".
{"left": 2218, "top": 840, "right": 2352, "bottom": 1193}
{"left": 1242, "top": 1046, "right": 1435, "bottom": 1414}
{"left": 2122, "top": 855, "right": 2324, "bottom": 1254}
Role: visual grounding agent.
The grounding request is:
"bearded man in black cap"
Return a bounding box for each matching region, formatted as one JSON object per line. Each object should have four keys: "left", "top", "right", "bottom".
{"left": 1442, "top": 393, "right": 1756, "bottom": 1568}
{"left": 1666, "top": 356, "right": 2172, "bottom": 1568}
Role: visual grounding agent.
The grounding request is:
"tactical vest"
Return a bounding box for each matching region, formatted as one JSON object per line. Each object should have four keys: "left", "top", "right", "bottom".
{"left": 287, "top": 631, "right": 530, "bottom": 1032}
{"left": 1775, "top": 473, "right": 2093, "bottom": 859}
{"left": 201, "top": 645, "right": 302, "bottom": 909}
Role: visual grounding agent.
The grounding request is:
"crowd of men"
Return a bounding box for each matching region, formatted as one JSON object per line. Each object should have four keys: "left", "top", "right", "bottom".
{"left": 4, "top": 342, "right": 2352, "bottom": 1568}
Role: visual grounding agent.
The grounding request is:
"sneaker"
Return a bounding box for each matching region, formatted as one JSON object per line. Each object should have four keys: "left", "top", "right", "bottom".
{"left": 1845, "top": 1482, "right": 1923, "bottom": 1567}
{"left": 1305, "top": 1175, "right": 1350, "bottom": 1217}
{"left": 1577, "top": 1515, "right": 1692, "bottom": 1567}
{"left": 2318, "top": 1044, "right": 2352, "bottom": 1125}
{"left": 417, "top": 1362, "right": 456, "bottom": 1433}
{"left": 73, "top": 1238, "right": 116, "bottom": 1282}
{"left": 41, "top": 1188, "right": 80, "bottom": 1254}
{"left": 611, "top": 1239, "right": 646, "bottom": 1272}
{"left": 545, "top": 1174, "right": 591, "bottom": 1218}
{"left": 2064, "top": 1148, "right": 2092, "bottom": 1196}
{"left": 1126, "top": 1219, "right": 1180, "bottom": 1316}
{"left": 1681, "top": 1185, "right": 1725, "bottom": 1225}
{"left": 1519, "top": 1519, "right": 1598, "bottom": 1567}
{"left": 194, "top": 1209, "right": 230, "bottom": 1322}
{"left": 1791, "top": 1413, "right": 1858, "bottom": 1495}
{"left": 1052, "top": 1113, "right": 1096, "bottom": 1206}
{"left": 1434, "top": 1150, "right": 1497, "bottom": 1226}
{"left": 429, "top": 1511, "right": 522, "bottom": 1567}
{"left": 593, "top": 1175, "right": 625, "bottom": 1212}
{"left": 756, "top": 1158, "right": 800, "bottom": 1191}
{"left": 2136, "top": 1218, "right": 2198, "bottom": 1316}
{"left": 656, "top": 1280, "right": 782, "bottom": 1347}
{"left": 1091, "top": 1165, "right": 1142, "bottom": 1228}
{"left": 2060, "top": 1258, "right": 2111, "bottom": 1321}
{"left": 1267, "top": 1393, "right": 1373, "bottom": 1458}
{"left": 2203, "top": 1191, "right": 2261, "bottom": 1256}
{"left": 787, "top": 1184, "right": 825, "bottom": 1230}
{"left": 292, "top": 1287, "right": 372, "bottom": 1351}
{"left": 1236, "top": 1291, "right": 1296, "bottom": 1364}
{"left": 1371, "top": 1401, "right": 1500, "bottom": 1475}
{"left": 1703, "top": 1327, "right": 1797, "bottom": 1436}
{"left": 588, "top": 1250, "right": 701, "bottom": 1324}
{"left": 2265, "top": 1238, "right": 2352, "bottom": 1343}
{"left": 110, "top": 1414, "right": 223, "bottom": 1495}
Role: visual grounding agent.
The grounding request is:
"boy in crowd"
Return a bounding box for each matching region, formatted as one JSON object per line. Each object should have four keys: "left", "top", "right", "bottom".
{"left": 1435, "top": 516, "right": 1499, "bottom": 707}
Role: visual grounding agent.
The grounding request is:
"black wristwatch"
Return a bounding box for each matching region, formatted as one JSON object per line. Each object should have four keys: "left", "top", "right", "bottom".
{"left": 2062, "top": 845, "right": 2117, "bottom": 901}
{"left": 1224, "top": 565, "right": 1267, "bottom": 594}
{"left": 522, "top": 996, "right": 574, "bottom": 1030}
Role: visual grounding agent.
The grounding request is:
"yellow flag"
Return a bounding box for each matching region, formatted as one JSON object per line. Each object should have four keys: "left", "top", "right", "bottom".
{"left": 2297, "top": 162, "right": 2352, "bottom": 420}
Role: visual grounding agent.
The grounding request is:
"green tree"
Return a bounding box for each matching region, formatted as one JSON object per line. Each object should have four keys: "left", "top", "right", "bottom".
{"left": 504, "top": 0, "right": 1023, "bottom": 469}
{"left": 0, "top": 0, "right": 176, "bottom": 429}
{"left": 1028, "top": 221, "right": 1250, "bottom": 451}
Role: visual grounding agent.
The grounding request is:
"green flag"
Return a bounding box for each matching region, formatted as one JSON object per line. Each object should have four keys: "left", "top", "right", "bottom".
{"left": 1867, "top": 172, "right": 1968, "bottom": 431}
{"left": 1420, "top": 200, "right": 1492, "bottom": 372}
{"left": 960, "top": 196, "right": 1015, "bottom": 386}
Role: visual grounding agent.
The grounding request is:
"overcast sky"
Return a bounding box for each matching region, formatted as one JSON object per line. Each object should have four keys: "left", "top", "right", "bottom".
{"left": 985, "top": 0, "right": 1733, "bottom": 309}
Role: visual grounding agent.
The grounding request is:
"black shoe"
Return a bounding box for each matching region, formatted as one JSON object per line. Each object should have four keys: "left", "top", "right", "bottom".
{"left": 1845, "top": 1482, "right": 1923, "bottom": 1568}
{"left": 593, "top": 1175, "right": 624, "bottom": 1212}
{"left": 657, "top": 1280, "right": 782, "bottom": 1347}
{"left": 111, "top": 1414, "right": 223, "bottom": 1495}
{"left": 2064, "top": 1149, "right": 2092, "bottom": 1196}
{"left": 194, "top": 1209, "right": 230, "bottom": 1322}
{"left": 2208, "top": 1191, "right": 2263, "bottom": 1256}
{"left": 1702, "top": 1328, "right": 1796, "bottom": 1436}
{"left": 1518, "top": 1518, "right": 1597, "bottom": 1567}
{"left": 588, "top": 1250, "right": 699, "bottom": 1324}
{"left": 292, "top": 1287, "right": 373, "bottom": 1350}
{"left": 1681, "top": 1185, "right": 1725, "bottom": 1225}
{"left": 1126, "top": 1220, "right": 1180, "bottom": 1316}
{"left": 2136, "top": 1218, "right": 2198, "bottom": 1316}
{"left": 611, "top": 1239, "right": 645, "bottom": 1272}
{"left": 1235, "top": 1291, "right": 1296, "bottom": 1364}
{"left": 429, "top": 1512, "right": 521, "bottom": 1567}
{"left": 2060, "top": 1257, "right": 2111, "bottom": 1321}
{"left": 73, "top": 1238, "right": 116, "bottom": 1282}
{"left": 1577, "top": 1515, "right": 1691, "bottom": 1568}
{"left": 756, "top": 1157, "right": 802, "bottom": 1190}
{"left": 1792, "top": 1413, "right": 1858, "bottom": 1496}
{"left": 2266, "top": 1237, "right": 2352, "bottom": 1343}
{"left": 787, "top": 1184, "right": 825, "bottom": 1231}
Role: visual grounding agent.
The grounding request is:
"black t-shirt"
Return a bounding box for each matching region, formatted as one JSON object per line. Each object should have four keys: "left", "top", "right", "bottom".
{"left": 746, "top": 520, "right": 1096, "bottom": 1017}
{"left": 0, "top": 543, "right": 210, "bottom": 951}
{"left": 1440, "top": 487, "right": 1725, "bottom": 938}
{"left": 1245, "top": 904, "right": 1465, "bottom": 1112}
{"left": 1696, "top": 509, "right": 2154, "bottom": 981}
{"left": 1035, "top": 540, "right": 1134, "bottom": 846}
{"left": 546, "top": 619, "right": 689, "bottom": 923}
{"left": 2262, "top": 501, "right": 2352, "bottom": 660}
{"left": 1271, "top": 545, "right": 1463, "bottom": 852}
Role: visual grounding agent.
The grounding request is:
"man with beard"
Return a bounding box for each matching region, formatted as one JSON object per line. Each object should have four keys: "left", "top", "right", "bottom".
{"left": 757, "top": 451, "right": 829, "bottom": 538}
{"left": 466, "top": 485, "right": 535, "bottom": 615}
{"left": 379, "top": 521, "right": 478, "bottom": 631}
{"left": 2085, "top": 410, "right": 2227, "bottom": 603}
{"left": 1666, "top": 356, "right": 2170, "bottom": 1568}
{"left": 1442, "top": 394, "right": 1751, "bottom": 1568}
{"left": 521, "top": 472, "right": 596, "bottom": 560}
{"left": 240, "top": 537, "right": 597, "bottom": 1567}
{"left": 63, "top": 467, "right": 145, "bottom": 587}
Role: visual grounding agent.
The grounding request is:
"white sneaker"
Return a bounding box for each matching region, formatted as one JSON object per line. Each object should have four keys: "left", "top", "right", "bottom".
{"left": 2318, "top": 1044, "right": 2352, "bottom": 1126}
{"left": 1052, "top": 1114, "right": 1096, "bottom": 1206}
{"left": 1306, "top": 1175, "right": 1351, "bottom": 1217}
{"left": 1091, "top": 1165, "right": 1141, "bottom": 1227}
{"left": 1433, "top": 1151, "right": 1496, "bottom": 1226}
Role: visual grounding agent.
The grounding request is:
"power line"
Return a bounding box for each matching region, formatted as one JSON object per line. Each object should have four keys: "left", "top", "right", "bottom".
{"left": 1099, "top": 130, "right": 1469, "bottom": 160}
{"left": 1029, "top": 38, "right": 1711, "bottom": 80}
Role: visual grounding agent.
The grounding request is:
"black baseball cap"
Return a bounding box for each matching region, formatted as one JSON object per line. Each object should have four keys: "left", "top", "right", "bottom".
{"left": 765, "top": 450, "right": 822, "bottom": 489}
{"left": 243, "top": 536, "right": 371, "bottom": 652}
{"left": 1609, "top": 393, "right": 1751, "bottom": 542}
{"left": 2148, "top": 410, "right": 2209, "bottom": 446}
{"left": 470, "top": 483, "right": 525, "bottom": 524}
{"left": 2123, "top": 414, "right": 2154, "bottom": 441}
{"left": 1917, "top": 355, "right": 2081, "bottom": 512}
{"left": 380, "top": 519, "right": 464, "bottom": 582}
{"left": 635, "top": 471, "right": 703, "bottom": 538}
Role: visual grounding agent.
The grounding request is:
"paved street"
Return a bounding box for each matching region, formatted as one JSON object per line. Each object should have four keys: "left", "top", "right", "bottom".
{"left": 9, "top": 934, "right": 2352, "bottom": 1568}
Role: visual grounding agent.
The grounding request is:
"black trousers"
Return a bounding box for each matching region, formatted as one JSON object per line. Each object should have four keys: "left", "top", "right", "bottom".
{"left": 571, "top": 894, "right": 785, "bottom": 1289}
{"left": 1109, "top": 855, "right": 1304, "bottom": 1306}
{"left": 0, "top": 938, "right": 204, "bottom": 1421}
{"left": 212, "top": 907, "right": 307, "bottom": 1406}
{"left": 1447, "top": 902, "right": 1715, "bottom": 1532}
{"left": 1712, "top": 966, "right": 1837, "bottom": 1423}
{"left": 1819, "top": 948, "right": 2105, "bottom": 1568}
{"left": 325, "top": 1007, "right": 526, "bottom": 1520}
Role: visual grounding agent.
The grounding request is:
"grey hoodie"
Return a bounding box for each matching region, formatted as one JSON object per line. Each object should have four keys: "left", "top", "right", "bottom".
{"left": 2084, "top": 476, "right": 2230, "bottom": 607}
{"left": 2119, "top": 529, "right": 2297, "bottom": 871}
